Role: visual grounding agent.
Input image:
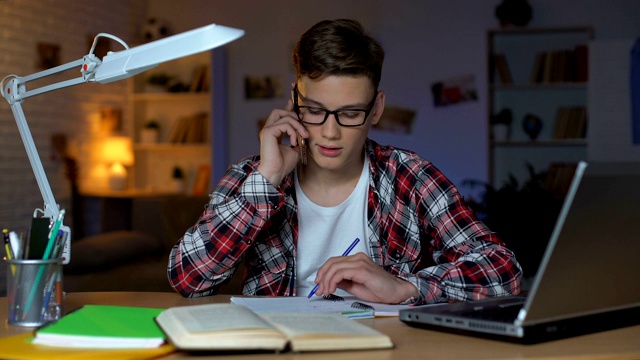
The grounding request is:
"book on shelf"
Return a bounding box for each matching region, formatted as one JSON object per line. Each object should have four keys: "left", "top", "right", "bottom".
{"left": 492, "top": 53, "right": 513, "bottom": 84}
{"left": 155, "top": 303, "right": 394, "bottom": 352}
{"left": 574, "top": 44, "right": 589, "bottom": 82}
{"left": 553, "top": 106, "right": 587, "bottom": 139}
{"left": 189, "top": 64, "right": 210, "bottom": 93}
{"left": 530, "top": 52, "right": 545, "bottom": 83}
{"left": 192, "top": 164, "right": 211, "bottom": 196}
{"left": 168, "top": 112, "right": 209, "bottom": 144}
{"left": 530, "top": 45, "right": 589, "bottom": 84}
{"left": 33, "top": 305, "right": 167, "bottom": 349}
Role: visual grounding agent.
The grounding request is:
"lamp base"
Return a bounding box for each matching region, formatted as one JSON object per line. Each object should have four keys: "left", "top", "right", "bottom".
{"left": 108, "top": 163, "right": 128, "bottom": 191}
{"left": 108, "top": 175, "right": 127, "bottom": 191}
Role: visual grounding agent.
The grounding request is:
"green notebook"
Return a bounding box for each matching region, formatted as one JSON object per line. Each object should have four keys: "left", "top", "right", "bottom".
{"left": 33, "top": 305, "right": 166, "bottom": 349}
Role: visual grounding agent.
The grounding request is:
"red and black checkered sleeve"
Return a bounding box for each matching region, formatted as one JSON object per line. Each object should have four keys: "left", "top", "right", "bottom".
{"left": 167, "top": 158, "right": 284, "bottom": 297}
{"left": 394, "top": 159, "right": 523, "bottom": 305}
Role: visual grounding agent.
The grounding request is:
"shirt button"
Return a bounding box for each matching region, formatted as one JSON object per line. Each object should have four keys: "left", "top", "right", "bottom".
{"left": 245, "top": 239, "right": 252, "bottom": 245}
{"left": 272, "top": 203, "right": 279, "bottom": 209}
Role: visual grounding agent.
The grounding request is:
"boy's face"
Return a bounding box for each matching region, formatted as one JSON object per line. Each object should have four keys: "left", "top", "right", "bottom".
{"left": 296, "top": 75, "right": 383, "bottom": 172}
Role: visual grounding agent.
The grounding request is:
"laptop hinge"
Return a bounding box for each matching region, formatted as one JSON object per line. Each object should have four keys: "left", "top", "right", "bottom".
{"left": 514, "top": 308, "right": 527, "bottom": 326}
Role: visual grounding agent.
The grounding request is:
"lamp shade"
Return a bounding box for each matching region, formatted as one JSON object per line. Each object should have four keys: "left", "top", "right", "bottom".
{"left": 101, "top": 136, "right": 134, "bottom": 166}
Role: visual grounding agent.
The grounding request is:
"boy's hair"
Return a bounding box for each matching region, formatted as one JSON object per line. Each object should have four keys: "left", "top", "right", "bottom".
{"left": 292, "top": 19, "right": 385, "bottom": 89}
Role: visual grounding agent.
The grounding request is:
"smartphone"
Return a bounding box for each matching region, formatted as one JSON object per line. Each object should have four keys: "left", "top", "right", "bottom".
{"left": 296, "top": 131, "right": 307, "bottom": 165}
{"left": 291, "top": 88, "right": 308, "bottom": 165}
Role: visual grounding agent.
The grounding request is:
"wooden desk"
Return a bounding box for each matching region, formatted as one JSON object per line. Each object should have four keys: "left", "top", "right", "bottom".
{"left": 1, "top": 292, "right": 639, "bottom": 359}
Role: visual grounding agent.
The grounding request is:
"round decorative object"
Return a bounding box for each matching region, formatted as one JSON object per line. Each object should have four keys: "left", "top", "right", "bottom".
{"left": 495, "top": 0, "right": 532, "bottom": 28}
{"left": 522, "top": 113, "right": 543, "bottom": 140}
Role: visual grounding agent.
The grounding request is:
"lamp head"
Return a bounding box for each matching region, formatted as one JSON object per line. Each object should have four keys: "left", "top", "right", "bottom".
{"left": 95, "top": 24, "right": 244, "bottom": 84}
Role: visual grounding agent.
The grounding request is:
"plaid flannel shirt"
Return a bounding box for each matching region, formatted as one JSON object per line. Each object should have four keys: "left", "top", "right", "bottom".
{"left": 168, "top": 139, "right": 522, "bottom": 304}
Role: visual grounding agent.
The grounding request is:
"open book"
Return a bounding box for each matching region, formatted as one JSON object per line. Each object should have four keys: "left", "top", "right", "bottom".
{"left": 155, "top": 303, "right": 393, "bottom": 352}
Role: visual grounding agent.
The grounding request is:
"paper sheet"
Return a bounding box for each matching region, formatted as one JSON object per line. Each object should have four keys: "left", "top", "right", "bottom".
{"left": 231, "top": 295, "right": 416, "bottom": 317}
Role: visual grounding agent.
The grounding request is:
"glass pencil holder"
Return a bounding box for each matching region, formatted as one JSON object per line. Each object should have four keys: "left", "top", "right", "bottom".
{"left": 6, "top": 258, "right": 63, "bottom": 327}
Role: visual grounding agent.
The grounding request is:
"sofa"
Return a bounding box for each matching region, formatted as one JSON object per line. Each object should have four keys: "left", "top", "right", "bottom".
{"left": 63, "top": 194, "right": 243, "bottom": 295}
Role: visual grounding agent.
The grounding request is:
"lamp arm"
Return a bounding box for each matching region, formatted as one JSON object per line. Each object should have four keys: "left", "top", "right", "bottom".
{"left": 3, "top": 55, "right": 102, "bottom": 104}
{"left": 8, "top": 101, "right": 59, "bottom": 219}
{"left": 1, "top": 55, "right": 104, "bottom": 221}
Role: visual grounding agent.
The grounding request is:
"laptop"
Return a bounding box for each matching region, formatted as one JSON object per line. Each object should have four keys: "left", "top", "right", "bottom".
{"left": 400, "top": 161, "right": 640, "bottom": 344}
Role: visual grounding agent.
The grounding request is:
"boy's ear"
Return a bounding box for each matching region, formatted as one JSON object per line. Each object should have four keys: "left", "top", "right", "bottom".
{"left": 369, "top": 90, "right": 385, "bottom": 126}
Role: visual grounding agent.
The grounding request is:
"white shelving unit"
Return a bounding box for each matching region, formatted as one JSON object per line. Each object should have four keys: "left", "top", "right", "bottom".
{"left": 487, "top": 27, "right": 593, "bottom": 190}
{"left": 129, "top": 52, "right": 213, "bottom": 193}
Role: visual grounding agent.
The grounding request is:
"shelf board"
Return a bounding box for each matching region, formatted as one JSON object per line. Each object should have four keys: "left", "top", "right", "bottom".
{"left": 488, "top": 26, "right": 594, "bottom": 36}
{"left": 492, "top": 139, "right": 587, "bottom": 147}
{"left": 79, "top": 188, "right": 178, "bottom": 198}
{"left": 134, "top": 143, "right": 210, "bottom": 151}
{"left": 490, "top": 82, "right": 587, "bottom": 90}
{"left": 132, "top": 92, "right": 210, "bottom": 102}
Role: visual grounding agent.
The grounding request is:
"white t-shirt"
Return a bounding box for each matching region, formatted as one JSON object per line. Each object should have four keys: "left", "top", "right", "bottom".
{"left": 294, "top": 158, "right": 370, "bottom": 296}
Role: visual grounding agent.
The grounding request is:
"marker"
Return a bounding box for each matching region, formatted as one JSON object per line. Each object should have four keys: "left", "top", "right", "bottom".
{"left": 3, "top": 229, "right": 12, "bottom": 260}
{"left": 3, "top": 229, "right": 15, "bottom": 276}
{"left": 9, "top": 231, "right": 21, "bottom": 260}
{"left": 307, "top": 237, "right": 361, "bottom": 299}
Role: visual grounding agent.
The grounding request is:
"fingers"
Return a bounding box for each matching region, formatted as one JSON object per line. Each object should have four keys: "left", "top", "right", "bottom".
{"left": 261, "top": 102, "right": 307, "bottom": 143}
{"left": 312, "top": 253, "right": 418, "bottom": 303}
{"left": 314, "top": 253, "right": 372, "bottom": 296}
{"left": 285, "top": 98, "right": 295, "bottom": 112}
{"left": 256, "top": 102, "right": 308, "bottom": 186}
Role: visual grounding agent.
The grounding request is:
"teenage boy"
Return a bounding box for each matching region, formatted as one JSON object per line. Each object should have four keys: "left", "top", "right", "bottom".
{"left": 168, "top": 19, "right": 522, "bottom": 305}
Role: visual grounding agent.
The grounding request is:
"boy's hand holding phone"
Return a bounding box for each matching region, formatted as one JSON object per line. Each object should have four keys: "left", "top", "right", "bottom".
{"left": 257, "top": 100, "right": 308, "bottom": 186}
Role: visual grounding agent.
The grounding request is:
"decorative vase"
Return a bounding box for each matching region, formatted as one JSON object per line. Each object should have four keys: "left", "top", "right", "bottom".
{"left": 140, "top": 128, "right": 159, "bottom": 144}
{"left": 170, "top": 179, "right": 186, "bottom": 193}
{"left": 522, "top": 114, "right": 543, "bottom": 140}
{"left": 492, "top": 124, "right": 510, "bottom": 142}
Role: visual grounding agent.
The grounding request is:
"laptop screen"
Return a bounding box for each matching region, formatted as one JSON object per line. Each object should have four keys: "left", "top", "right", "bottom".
{"left": 522, "top": 161, "right": 640, "bottom": 325}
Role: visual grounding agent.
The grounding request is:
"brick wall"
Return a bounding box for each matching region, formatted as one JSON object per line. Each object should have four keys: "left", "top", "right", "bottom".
{"left": 0, "top": 0, "right": 146, "bottom": 293}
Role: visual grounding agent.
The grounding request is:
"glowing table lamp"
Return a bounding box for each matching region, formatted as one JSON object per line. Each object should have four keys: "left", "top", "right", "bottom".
{"left": 101, "top": 136, "right": 134, "bottom": 191}
{"left": 1, "top": 24, "right": 244, "bottom": 237}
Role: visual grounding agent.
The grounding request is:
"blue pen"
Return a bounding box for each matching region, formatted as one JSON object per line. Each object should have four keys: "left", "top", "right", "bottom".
{"left": 307, "top": 237, "right": 360, "bottom": 299}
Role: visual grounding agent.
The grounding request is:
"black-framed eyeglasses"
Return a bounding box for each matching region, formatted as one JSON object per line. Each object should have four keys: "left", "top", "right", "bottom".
{"left": 292, "top": 84, "right": 378, "bottom": 127}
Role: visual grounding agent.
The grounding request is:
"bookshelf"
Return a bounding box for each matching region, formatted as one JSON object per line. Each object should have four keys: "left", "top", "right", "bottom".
{"left": 129, "top": 51, "right": 213, "bottom": 193}
{"left": 487, "top": 26, "right": 593, "bottom": 191}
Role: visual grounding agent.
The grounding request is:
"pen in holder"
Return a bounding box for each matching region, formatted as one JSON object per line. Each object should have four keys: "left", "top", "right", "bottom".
{"left": 6, "top": 257, "right": 63, "bottom": 327}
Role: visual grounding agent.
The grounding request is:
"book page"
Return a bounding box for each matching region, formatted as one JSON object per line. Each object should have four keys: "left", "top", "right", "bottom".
{"left": 157, "top": 304, "right": 288, "bottom": 351}
{"left": 262, "top": 313, "right": 382, "bottom": 337}
{"left": 167, "top": 303, "right": 275, "bottom": 333}
{"left": 261, "top": 313, "right": 394, "bottom": 352}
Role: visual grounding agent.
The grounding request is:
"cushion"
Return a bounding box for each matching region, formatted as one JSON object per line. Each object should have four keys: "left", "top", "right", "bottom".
{"left": 64, "top": 230, "right": 164, "bottom": 273}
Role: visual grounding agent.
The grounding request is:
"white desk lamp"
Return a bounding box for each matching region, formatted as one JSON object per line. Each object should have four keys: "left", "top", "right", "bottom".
{"left": 1, "top": 23, "right": 244, "bottom": 250}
